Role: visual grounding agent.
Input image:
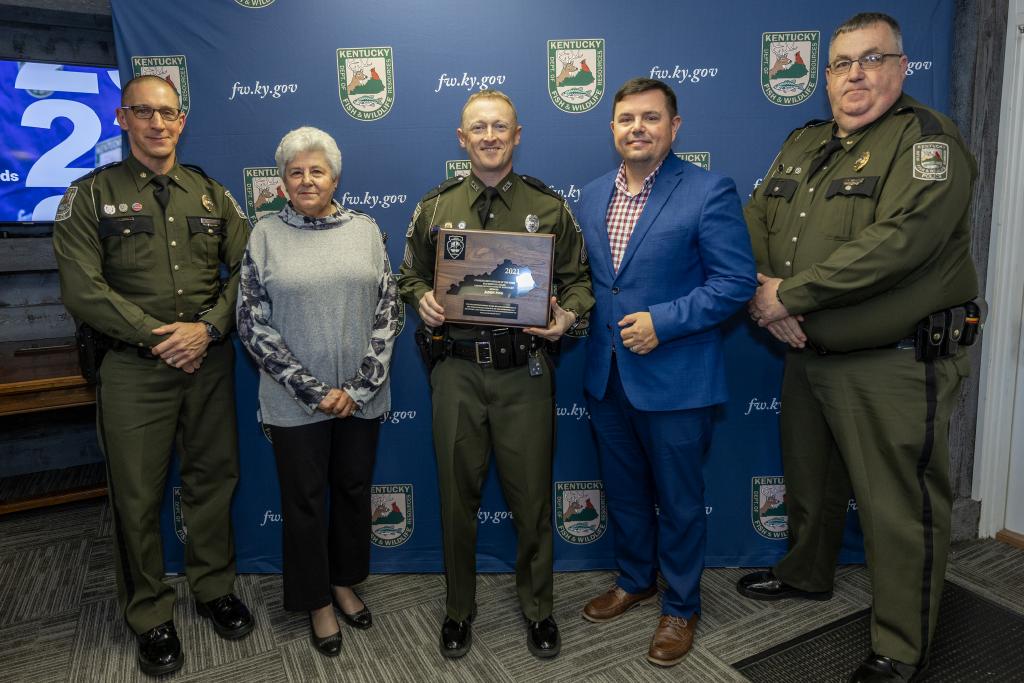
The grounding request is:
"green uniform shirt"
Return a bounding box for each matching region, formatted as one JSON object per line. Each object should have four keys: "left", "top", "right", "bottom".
{"left": 398, "top": 170, "right": 594, "bottom": 329}
{"left": 744, "top": 93, "right": 978, "bottom": 352}
{"left": 53, "top": 154, "right": 250, "bottom": 348}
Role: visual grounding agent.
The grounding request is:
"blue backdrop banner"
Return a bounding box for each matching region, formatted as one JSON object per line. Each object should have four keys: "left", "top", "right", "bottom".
{"left": 106, "top": 0, "right": 955, "bottom": 573}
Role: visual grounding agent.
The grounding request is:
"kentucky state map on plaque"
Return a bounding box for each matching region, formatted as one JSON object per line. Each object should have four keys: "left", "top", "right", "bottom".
{"left": 433, "top": 228, "right": 554, "bottom": 327}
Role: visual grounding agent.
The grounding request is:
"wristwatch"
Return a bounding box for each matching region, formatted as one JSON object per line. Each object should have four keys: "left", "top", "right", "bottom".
{"left": 203, "top": 321, "right": 222, "bottom": 342}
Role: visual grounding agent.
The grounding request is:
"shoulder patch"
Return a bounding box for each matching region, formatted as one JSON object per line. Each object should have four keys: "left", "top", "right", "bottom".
{"left": 896, "top": 105, "right": 943, "bottom": 137}
{"left": 519, "top": 174, "right": 563, "bottom": 201}
{"left": 913, "top": 141, "right": 949, "bottom": 181}
{"left": 54, "top": 186, "right": 78, "bottom": 221}
{"left": 182, "top": 163, "right": 211, "bottom": 180}
{"left": 420, "top": 176, "right": 463, "bottom": 203}
{"left": 224, "top": 190, "right": 247, "bottom": 220}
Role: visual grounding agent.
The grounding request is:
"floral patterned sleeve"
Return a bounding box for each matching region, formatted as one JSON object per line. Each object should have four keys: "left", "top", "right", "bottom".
{"left": 340, "top": 248, "right": 400, "bottom": 408}
{"left": 236, "top": 247, "right": 329, "bottom": 414}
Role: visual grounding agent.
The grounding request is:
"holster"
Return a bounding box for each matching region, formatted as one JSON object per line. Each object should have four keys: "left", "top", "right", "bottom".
{"left": 414, "top": 324, "right": 446, "bottom": 371}
{"left": 75, "top": 322, "right": 111, "bottom": 384}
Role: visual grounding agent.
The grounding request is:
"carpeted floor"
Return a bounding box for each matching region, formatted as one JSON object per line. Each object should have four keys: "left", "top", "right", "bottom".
{"left": 0, "top": 497, "right": 1021, "bottom": 682}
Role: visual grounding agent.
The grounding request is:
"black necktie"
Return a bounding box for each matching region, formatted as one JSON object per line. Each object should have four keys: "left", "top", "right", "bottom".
{"left": 806, "top": 137, "right": 844, "bottom": 179}
{"left": 152, "top": 174, "right": 171, "bottom": 209}
{"left": 476, "top": 187, "right": 499, "bottom": 228}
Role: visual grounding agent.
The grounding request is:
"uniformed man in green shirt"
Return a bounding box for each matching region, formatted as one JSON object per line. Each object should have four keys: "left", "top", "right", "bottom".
{"left": 398, "top": 90, "right": 593, "bottom": 659}
{"left": 52, "top": 75, "right": 254, "bottom": 676}
{"left": 737, "top": 13, "right": 978, "bottom": 683}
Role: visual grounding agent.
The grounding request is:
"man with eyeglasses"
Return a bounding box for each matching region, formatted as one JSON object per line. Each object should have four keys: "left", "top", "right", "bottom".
{"left": 738, "top": 12, "right": 978, "bottom": 682}
{"left": 398, "top": 90, "right": 592, "bottom": 659}
{"left": 53, "top": 74, "right": 253, "bottom": 676}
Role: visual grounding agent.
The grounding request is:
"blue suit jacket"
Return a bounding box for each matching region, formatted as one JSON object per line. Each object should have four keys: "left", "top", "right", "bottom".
{"left": 579, "top": 153, "right": 756, "bottom": 411}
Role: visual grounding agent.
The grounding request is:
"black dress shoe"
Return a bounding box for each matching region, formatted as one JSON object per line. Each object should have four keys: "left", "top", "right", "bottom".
{"left": 439, "top": 615, "right": 473, "bottom": 658}
{"left": 527, "top": 616, "right": 561, "bottom": 658}
{"left": 736, "top": 570, "right": 833, "bottom": 601}
{"left": 333, "top": 592, "right": 372, "bottom": 630}
{"left": 196, "top": 593, "right": 255, "bottom": 639}
{"left": 848, "top": 652, "right": 921, "bottom": 682}
{"left": 137, "top": 620, "right": 183, "bottom": 677}
{"left": 309, "top": 614, "right": 342, "bottom": 658}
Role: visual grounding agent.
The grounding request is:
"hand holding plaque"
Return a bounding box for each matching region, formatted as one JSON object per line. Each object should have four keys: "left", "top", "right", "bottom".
{"left": 433, "top": 228, "right": 554, "bottom": 328}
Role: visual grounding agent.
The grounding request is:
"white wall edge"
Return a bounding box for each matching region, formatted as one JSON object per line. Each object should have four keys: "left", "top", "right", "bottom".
{"left": 972, "top": 1, "right": 1024, "bottom": 537}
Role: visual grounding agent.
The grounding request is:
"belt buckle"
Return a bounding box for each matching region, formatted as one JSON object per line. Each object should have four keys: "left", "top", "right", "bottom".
{"left": 474, "top": 341, "right": 492, "bottom": 365}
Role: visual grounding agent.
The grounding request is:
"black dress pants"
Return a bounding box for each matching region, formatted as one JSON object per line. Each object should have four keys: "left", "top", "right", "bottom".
{"left": 269, "top": 416, "right": 380, "bottom": 611}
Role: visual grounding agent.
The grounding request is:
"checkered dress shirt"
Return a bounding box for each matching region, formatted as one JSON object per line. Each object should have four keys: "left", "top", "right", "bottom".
{"left": 606, "top": 161, "right": 663, "bottom": 272}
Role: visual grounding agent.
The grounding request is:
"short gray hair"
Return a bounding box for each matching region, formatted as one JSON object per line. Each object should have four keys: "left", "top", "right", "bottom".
{"left": 831, "top": 12, "right": 903, "bottom": 54}
{"left": 275, "top": 126, "right": 342, "bottom": 179}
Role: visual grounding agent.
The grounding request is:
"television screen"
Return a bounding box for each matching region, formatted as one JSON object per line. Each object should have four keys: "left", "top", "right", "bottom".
{"left": 0, "top": 60, "right": 123, "bottom": 223}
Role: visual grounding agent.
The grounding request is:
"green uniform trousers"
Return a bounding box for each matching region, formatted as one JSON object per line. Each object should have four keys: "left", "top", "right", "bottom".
{"left": 430, "top": 353, "right": 555, "bottom": 622}
{"left": 97, "top": 341, "right": 239, "bottom": 634}
{"left": 774, "top": 346, "right": 969, "bottom": 665}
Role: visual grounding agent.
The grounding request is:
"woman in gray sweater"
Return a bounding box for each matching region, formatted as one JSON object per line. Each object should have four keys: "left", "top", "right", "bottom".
{"left": 237, "top": 126, "right": 400, "bottom": 657}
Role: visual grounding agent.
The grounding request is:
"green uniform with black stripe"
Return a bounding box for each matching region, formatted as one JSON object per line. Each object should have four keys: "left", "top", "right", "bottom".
{"left": 53, "top": 154, "right": 250, "bottom": 634}
{"left": 398, "top": 170, "right": 593, "bottom": 622}
{"left": 744, "top": 93, "right": 978, "bottom": 665}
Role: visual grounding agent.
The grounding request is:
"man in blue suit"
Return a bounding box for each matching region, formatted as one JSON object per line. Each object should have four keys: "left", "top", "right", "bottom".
{"left": 577, "top": 78, "right": 756, "bottom": 667}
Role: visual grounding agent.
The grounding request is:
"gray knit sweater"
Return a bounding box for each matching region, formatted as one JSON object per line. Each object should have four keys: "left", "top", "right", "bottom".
{"left": 237, "top": 201, "right": 400, "bottom": 426}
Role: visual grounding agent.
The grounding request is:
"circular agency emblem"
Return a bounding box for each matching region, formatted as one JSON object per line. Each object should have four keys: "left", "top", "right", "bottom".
{"left": 555, "top": 481, "right": 608, "bottom": 544}
{"left": 243, "top": 167, "right": 288, "bottom": 223}
{"left": 336, "top": 47, "right": 395, "bottom": 121}
{"left": 547, "top": 39, "right": 605, "bottom": 114}
{"left": 751, "top": 476, "right": 788, "bottom": 539}
{"left": 172, "top": 486, "right": 187, "bottom": 543}
{"left": 761, "top": 31, "right": 819, "bottom": 106}
{"left": 131, "top": 54, "right": 190, "bottom": 114}
{"left": 676, "top": 151, "right": 711, "bottom": 170}
{"left": 444, "top": 233, "right": 465, "bottom": 260}
{"left": 445, "top": 160, "right": 471, "bottom": 180}
{"left": 234, "top": 0, "right": 275, "bottom": 7}
{"left": 370, "top": 484, "right": 414, "bottom": 547}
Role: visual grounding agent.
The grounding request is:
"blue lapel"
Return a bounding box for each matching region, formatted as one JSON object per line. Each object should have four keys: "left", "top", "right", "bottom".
{"left": 588, "top": 172, "right": 617, "bottom": 281}
{"left": 615, "top": 153, "right": 686, "bottom": 277}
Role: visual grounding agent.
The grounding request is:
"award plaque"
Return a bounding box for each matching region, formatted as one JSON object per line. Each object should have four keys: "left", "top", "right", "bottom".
{"left": 433, "top": 228, "right": 555, "bottom": 328}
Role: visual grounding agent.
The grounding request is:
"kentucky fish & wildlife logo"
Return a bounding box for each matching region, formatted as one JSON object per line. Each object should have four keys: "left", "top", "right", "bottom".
{"left": 555, "top": 480, "right": 607, "bottom": 544}
{"left": 243, "top": 167, "right": 288, "bottom": 223}
{"left": 676, "top": 151, "right": 711, "bottom": 170}
{"left": 761, "top": 31, "right": 819, "bottom": 106}
{"left": 132, "top": 55, "right": 190, "bottom": 114}
{"left": 446, "top": 160, "right": 471, "bottom": 179}
{"left": 751, "top": 476, "right": 788, "bottom": 539}
{"left": 337, "top": 47, "right": 395, "bottom": 121}
{"left": 370, "top": 484, "right": 413, "bottom": 547}
{"left": 548, "top": 39, "right": 605, "bottom": 114}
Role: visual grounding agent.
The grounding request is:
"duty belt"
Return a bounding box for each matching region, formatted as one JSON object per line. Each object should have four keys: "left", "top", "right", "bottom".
{"left": 444, "top": 327, "right": 542, "bottom": 369}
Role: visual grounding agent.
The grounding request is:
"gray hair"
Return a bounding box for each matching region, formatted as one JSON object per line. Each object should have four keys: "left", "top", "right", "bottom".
{"left": 275, "top": 126, "right": 342, "bottom": 179}
{"left": 831, "top": 12, "right": 903, "bottom": 54}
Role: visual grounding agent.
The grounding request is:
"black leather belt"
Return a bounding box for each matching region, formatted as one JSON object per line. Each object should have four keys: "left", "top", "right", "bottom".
{"left": 807, "top": 337, "right": 915, "bottom": 356}
{"left": 444, "top": 327, "right": 541, "bottom": 368}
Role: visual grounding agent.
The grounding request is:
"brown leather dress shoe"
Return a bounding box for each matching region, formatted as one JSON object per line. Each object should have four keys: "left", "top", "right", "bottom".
{"left": 582, "top": 585, "right": 658, "bottom": 623}
{"left": 647, "top": 613, "right": 698, "bottom": 667}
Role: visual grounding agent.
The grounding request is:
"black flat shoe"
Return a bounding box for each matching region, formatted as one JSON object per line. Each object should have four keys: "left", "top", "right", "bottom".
{"left": 439, "top": 615, "right": 473, "bottom": 658}
{"left": 527, "top": 616, "right": 561, "bottom": 658}
{"left": 309, "top": 614, "right": 342, "bottom": 658}
{"left": 333, "top": 591, "right": 372, "bottom": 630}
{"left": 137, "top": 620, "right": 183, "bottom": 677}
{"left": 736, "top": 570, "right": 833, "bottom": 601}
{"left": 848, "top": 652, "right": 921, "bottom": 682}
{"left": 196, "top": 593, "right": 255, "bottom": 639}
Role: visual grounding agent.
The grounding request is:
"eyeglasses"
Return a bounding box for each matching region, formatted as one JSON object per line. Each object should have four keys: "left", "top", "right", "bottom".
{"left": 119, "top": 105, "right": 183, "bottom": 121}
{"left": 827, "top": 53, "right": 903, "bottom": 75}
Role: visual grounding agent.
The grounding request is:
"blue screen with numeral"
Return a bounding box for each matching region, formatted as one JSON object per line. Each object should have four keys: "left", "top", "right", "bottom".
{"left": 0, "top": 60, "right": 124, "bottom": 223}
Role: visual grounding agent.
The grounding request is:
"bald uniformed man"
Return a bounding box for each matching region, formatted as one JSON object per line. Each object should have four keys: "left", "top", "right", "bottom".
{"left": 398, "top": 90, "right": 593, "bottom": 659}
{"left": 738, "top": 13, "right": 978, "bottom": 683}
{"left": 53, "top": 75, "right": 253, "bottom": 676}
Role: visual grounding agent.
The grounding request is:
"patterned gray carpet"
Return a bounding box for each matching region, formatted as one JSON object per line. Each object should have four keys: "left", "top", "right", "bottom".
{"left": 0, "top": 498, "right": 1021, "bottom": 682}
